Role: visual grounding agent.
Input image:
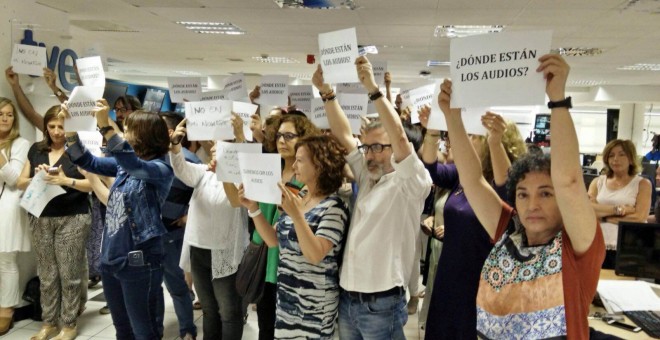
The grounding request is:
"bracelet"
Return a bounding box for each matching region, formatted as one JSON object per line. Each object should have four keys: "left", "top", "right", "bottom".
{"left": 368, "top": 90, "right": 383, "bottom": 101}
{"left": 615, "top": 205, "right": 624, "bottom": 216}
{"left": 426, "top": 133, "right": 441, "bottom": 138}
{"left": 71, "top": 179, "right": 76, "bottom": 187}
{"left": 319, "top": 90, "right": 335, "bottom": 99}
{"left": 248, "top": 208, "right": 262, "bottom": 218}
{"left": 322, "top": 95, "right": 336, "bottom": 102}
{"left": 99, "top": 126, "right": 115, "bottom": 136}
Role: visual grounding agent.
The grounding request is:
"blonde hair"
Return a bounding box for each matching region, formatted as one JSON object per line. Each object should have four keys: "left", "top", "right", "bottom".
{"left": 481, "top": 121, "right": 527, "bottom": 182}
{"left": 0, "top": 97, "right": 20, "bottom": 159}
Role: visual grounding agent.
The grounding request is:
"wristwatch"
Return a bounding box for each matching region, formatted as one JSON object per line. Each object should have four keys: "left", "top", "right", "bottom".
{"left": 54, "top": 90, "right": 63, "bottom": 97}
{"left": 99, "top": 126, "right": 115, "bottom": 136}
{"left": 547, "top": 96, "right": 572, "bottom": 109}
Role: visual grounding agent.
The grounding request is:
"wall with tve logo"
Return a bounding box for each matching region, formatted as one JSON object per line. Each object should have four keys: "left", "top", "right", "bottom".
{"left": 0, "top": 0, "right": 71, "bottom": 142}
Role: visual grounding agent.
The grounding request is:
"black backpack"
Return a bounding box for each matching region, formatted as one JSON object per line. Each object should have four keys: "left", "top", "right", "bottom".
{"left": 22, "top": 276, "right": 42, "bottom": 321}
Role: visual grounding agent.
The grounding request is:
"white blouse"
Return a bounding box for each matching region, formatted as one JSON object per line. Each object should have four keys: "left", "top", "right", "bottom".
{"left": 0, "top": 138, "right": 31, "bottom": 252}
{"left": 170, "top": 149, "right": 249, "bottom": 278}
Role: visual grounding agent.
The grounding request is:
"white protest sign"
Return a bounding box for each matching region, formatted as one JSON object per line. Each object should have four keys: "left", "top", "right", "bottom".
{"left": 408, "top": 83, "right": 436, "bottom": 115}
{"left": 372, "top": 61, "right": 388, "bottom": 86}
{"left": 450, "top": 30, "right": 552, "bottom": 108}
{"left": 289, "top": 85, "right": 313, "bottom": 115}
{"left": 168, "top": 77, "right": 202, "bottom": 103}
{"left": 11, "top": 44, "right": 47, "bottom": 76}
{"left": 215, "top": 142, "right": 263, "bottom": 183}
{"left": 338, "top": 93, "right": 368, "bottom": 135}
{"left": 201, "top": 89, "right": 228, "bottom": 102}
{"left": 76, "top": 56, "right": 106, "bottom": 95}
{"left": 184, "top": 100, "right": 232, "bottom": 141}
{"left": 77, "top": 131, "right": 104, "bottom": 156}
{"left": 232, "top": 101, "right": 259, "bottom": 141}
{"left": 310, "top": 98, "right": 330, "bottom": 129}
{"left": 238, "top": 153, "right": 282, "bottom": 205}
{"left": 462, "top": 107, "right": 489, "bottom": 136}
{"left": 20, "top": 171, "right": 66, "bottom": 217}
{"left": 428, "top": 80, "right": 447, "bottom": 131}
{"left": 223, "top": 73, "right": 248, "bottom": 100}
{"left": 259, "top": 75, "right": 289, "bottom": 107}
{"left": 336, "top": 83, "right": 366, "bottom": 94}
{"left": 65, "top": 86, "right": 99, "bottom": 132}
{"left": 319, "top": 27, "right": 360, "bottom": 84}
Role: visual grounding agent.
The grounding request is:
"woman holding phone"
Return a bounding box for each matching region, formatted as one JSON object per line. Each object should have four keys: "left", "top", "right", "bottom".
{"left": 239, "top": 134, "right": 350, "bottom": 339}
{"left": 17, "top": 105, "right": 93, "bottom": 340}
{"left": 64, "top": 100, "right": 173, "bottom": 340}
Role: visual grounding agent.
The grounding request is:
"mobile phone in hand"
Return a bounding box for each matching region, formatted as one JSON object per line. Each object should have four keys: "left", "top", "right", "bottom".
{"left": 47, "top": 167, "right": 59, "bottom": 175}
{"left": 284, "top": 182, "right": 302, "bottom": 196}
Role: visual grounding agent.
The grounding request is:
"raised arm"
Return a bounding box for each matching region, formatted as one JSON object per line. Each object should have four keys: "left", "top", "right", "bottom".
{"left": 438, "top": 80, "right": 503, "bottom": 239}
{"left": 169, "top": 118, "right": 207, "bottom": 188}
{"left": 80, "top": 169, "right": 112, "bottom": 205}
{"left": 311, "top": 64, "right": 356, "bottom": 153}
{"left": 419, "top": 105, "right": 441, "bottom": 164}
{"left": 355, "top": 56, "right": 412, "bottom": 162}
{"left": 238, "top": 184, "right": 278, "bottom": 247}
{"left": 5, "top": 67, "right": 44, "bottom": 131}
{"left": 482, "top": 112, "right": 512, "bottom": 186}
{"left": 43, "top": 67, "right": 68, "bottom": 103}
{"left": 539, "top": 54, "right": 597, "bottom": 255}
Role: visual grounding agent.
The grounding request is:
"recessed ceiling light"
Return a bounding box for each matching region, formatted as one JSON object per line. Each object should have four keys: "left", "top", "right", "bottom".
{"left": 617, "top": 63, "right": 660, "bottom": 71}
{"left": 174, "top": 70, "right": 202, "bottom": 76}
{"left": 427, "top": 60, "right": 451, "bottom": 67}
{"left": 551, "top": 47, "right": 602, "bottom": 57}
{"left": 176, "top": 21, "right": 246, "bottom": 35}
{"left": 434, "top": 25, "right": 504, "bottom": 38}
{"left": 292, "top": 73, "right": 312, "bottom": 80}
{"left": 568, "top": 80, "right": 609, "bottom": 86}
{"left": 251, "top": 56, "right": 300, "bottom": 64}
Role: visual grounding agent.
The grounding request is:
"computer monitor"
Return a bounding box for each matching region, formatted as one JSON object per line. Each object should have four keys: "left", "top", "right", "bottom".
{"left": 142, "top": 88, "right": 166, "bottom": 113}
{"left": 615, "top": 222, "right": 660, "bottom": 280}
{"left": 583, "top": 173, "right": 599, "bottom": 190}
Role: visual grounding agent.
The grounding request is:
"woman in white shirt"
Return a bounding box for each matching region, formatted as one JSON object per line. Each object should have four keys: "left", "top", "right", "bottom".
{"left": 169, "top": 119, "right": 249, "bottom": 340}
{"left": 0, "top": 97, "right": 30, "bottom": 335}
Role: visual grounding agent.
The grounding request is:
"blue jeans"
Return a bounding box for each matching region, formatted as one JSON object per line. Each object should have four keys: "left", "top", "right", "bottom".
{"left": 102, "top": 251, "right": 164, "bottom": 340}
{"left": 338, "top": 289, "right": 407, "bottom": 340}
{"left": 190, "top": 246, "right": 244, "bottom": 340}
{"left": 162, "top": 230, "right": 197, "bottom": 338}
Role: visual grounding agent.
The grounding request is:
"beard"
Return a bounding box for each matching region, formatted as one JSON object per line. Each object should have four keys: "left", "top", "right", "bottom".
{"left": 366, "top": 160, "right": 385, "bottom": 181}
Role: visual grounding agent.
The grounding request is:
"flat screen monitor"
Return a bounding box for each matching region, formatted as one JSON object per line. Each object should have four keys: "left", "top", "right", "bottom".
{"left": 103, "top": 83, "right": 128, "bottom": 110}
{"left": 143, "top": 88, "right": 166, "bottom": 113}
{"left": 615, "top": 222, "right": 660, "bottom": 280}
{"left": 583, "top": 173, "right": 598, "bottom": 190}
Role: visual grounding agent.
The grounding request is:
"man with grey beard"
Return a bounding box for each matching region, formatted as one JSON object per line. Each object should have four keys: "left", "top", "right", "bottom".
{"left": 312, "top": 56, "right": 432, "bottom": 339}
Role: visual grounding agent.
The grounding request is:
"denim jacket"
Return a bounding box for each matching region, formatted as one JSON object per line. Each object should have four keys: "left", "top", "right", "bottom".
{"left": 67, "top": 134, "right": 174, "bottom": 246}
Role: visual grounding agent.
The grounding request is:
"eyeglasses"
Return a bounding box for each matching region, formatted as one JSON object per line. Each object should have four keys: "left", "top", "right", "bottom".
{"left": 358, "top": 143, "right": 392, "bottom": 154}
{"left": 115, "top": 107, "right": 127, "bottom": 113}
{"left": 276, "top": 132, "right": 299, "bottom": 142}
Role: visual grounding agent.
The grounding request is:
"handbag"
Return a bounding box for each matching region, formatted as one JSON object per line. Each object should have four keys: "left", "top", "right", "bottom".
{"left": 235, "top": 241, "right": 268, "bottom": 304}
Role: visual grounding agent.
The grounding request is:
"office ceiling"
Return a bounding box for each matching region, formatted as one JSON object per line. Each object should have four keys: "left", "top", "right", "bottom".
{"left": 32, "top": 0, "right": 660, "bottom": 89}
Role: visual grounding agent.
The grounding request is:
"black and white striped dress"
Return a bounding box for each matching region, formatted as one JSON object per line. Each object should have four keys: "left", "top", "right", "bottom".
{"left": 274, "top": 194, "right": 349, "bottom": 339}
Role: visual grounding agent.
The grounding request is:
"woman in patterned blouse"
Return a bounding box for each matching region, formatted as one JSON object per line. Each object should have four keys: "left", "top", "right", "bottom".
{"left": 435, "top": 54, "right": 605, "bottom": 339}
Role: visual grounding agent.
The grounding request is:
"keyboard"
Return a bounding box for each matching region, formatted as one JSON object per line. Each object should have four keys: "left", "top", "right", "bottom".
{"left": 624, "top": 311, "right": 660, "bottom": 338}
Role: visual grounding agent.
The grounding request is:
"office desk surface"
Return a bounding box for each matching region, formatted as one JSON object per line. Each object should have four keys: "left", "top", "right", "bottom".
{"left": 589, "top": 270, "right": 656, "bottom": 339}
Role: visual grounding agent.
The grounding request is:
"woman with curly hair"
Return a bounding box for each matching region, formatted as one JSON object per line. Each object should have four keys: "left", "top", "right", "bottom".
{"left": 239, "top": 134, "right": 351, "bottom": 339}
{"left": 244, "top": 113, "right": 321, "bottom": 339}
{"left": 419, "top": 108, "right": 527, "bottom": 339}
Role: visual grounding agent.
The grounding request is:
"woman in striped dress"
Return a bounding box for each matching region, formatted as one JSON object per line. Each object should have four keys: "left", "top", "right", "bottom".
{"left": 239, "top": 134, "right": 350, "bottom": 339}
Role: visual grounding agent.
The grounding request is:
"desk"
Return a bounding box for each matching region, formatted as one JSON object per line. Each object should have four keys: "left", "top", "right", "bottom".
{"left": 589, "top": 270, "right": 657, "bottom": 339}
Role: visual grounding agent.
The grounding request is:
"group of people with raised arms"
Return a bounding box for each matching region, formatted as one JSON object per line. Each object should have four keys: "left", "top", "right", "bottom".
{"left": 1, "top": 51, "right": 656, "bottom": 340}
